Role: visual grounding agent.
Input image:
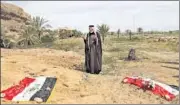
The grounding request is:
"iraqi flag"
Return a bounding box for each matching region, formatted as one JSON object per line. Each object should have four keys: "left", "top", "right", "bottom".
{"left": 122, "top": 76, "right": 179, "bottom": 101}
{"left": 1, "top": 76, "right": 57, "bottom": 102}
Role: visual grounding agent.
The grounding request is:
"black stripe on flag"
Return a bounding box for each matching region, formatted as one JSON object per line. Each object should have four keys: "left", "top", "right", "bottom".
{"left": 30, "top": 77, "right": 57, "bottom": 102}
{"left": 169, "top": 85, "right": 179, "bottom": 91}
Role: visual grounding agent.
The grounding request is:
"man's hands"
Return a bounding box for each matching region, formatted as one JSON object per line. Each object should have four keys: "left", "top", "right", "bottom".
{"left": 82, "top": 35, "right": 86, "bottom": 40}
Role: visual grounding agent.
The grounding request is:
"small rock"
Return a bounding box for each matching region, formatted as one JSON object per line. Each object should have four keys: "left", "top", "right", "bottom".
{"left": 62, "top": 83, "right": 69, "bottom": 87}
{"left": 34, "top": 97, "right": 43, "bottom": 103}
{"left": 80, "top": 93, "right": 89, "bottom": 97}
{"left": 46, "top": 87, "right": 51, "bottom": 91}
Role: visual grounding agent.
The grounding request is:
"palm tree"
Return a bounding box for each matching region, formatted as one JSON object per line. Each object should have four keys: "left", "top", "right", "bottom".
{"left": 97, "top": 24, "right": 110, "bottom": 42}
{"left": 1, "top": 27, "right": 14, "bottom": 48}
{"left": 137, "top": 27, "right": 143, "bottom": 35}
{"left": 18, "top": 25, "right": 40, "bottom": 47}
{"left": 31, "top": 16, "right": 51, "bottom": 40}
{"left": 117, "top": 29, "right": 121, "bottom": 38}
{"left": 1, "top": 27, "right": 5, "bottom": 47}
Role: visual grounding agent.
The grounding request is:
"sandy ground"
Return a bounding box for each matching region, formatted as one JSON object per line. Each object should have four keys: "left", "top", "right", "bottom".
{"left": 1, "top": 48, "right": 179, "bottom": 104}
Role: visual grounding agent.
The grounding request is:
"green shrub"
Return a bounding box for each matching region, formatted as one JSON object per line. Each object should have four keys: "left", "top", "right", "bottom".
{"left": 132, "top": 36, "right": 141, "bottom": 41}
{"left": 41, "top": 35, "right": 54, "bottom": 43}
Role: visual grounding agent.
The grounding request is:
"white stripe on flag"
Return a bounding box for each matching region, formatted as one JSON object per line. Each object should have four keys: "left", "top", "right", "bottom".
{"left": 153, "top": 80, "right": 179, "bottom": 96}
{"left": 12, "top": 77, "right": 46, "bottom": 101}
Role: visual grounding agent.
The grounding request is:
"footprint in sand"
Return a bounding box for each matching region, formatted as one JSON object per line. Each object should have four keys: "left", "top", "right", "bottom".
{"left": 24, "top": 70, "right": 29, "bottom": 73}
{"left": 10, "top": 61, "right": 17, "bottom": 63}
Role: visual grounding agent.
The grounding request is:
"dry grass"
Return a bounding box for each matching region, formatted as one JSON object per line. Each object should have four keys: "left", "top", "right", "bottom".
{"left": 52, "top": 38, "right": 84, "bottom": 53}
{"left": 48, "top": 35, "right": 179, "bottom": 77}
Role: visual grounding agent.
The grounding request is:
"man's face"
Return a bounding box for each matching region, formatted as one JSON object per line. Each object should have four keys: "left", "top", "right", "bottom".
{"left": 89, "top": 27, "right": 94, "bottom": 33}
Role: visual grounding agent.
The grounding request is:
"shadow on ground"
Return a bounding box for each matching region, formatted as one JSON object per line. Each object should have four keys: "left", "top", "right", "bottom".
{"left": 158, "top": 61, "right": 179, "bottom": 65}
{"left": 161, "top": 65, "right": 179, "bottom": 70}
{"left": 172, "top": 75, "right": 179, "bottom": 78}
{"left": 72, "top": 62, "right": 86, "bottom": 72}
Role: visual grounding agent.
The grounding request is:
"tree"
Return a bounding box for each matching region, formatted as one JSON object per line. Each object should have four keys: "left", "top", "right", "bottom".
{"left": 169, "top": 31, "right": 173, "bottom": 34}
{"left": 17, "top": 25, "right": 40, "bottom": 47}
{"left": 72, "top": 29, "right": 83, "bottom": 37}
{"left": 1, "top": 27, "right": 5, "bottom": 39}
{"left": 0, "top": 27, "right": 5, "bottom": 47}
{"left": 1, "top": 27, "right": 15, "bottom": 48}
{"left": 97, "top": 24, "right": 110, "bottom": 42}
{"left": 111, "top": 32, "right": 115, "bottom": 35}
{"left": 137, "top": 27, "right": 143, "bottom": 35}
{"left": 126, "top": 29, "right": 132, "bottom": 40}
{"left": 117, "top": 29, "right": 121, "bottom": 38}
{"left": 31, "top": 16, "right": 51, "bottom": 40}
{"left": 41, "top": 29, "right": 56, "bottom": 43}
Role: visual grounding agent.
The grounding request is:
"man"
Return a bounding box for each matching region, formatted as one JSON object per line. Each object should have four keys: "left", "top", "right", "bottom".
{"left": 83, "top": 25, "right": 102, "bottom": 74}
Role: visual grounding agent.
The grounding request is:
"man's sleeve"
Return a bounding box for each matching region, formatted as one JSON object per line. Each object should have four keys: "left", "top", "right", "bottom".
{"left": 97, "top": 32, "right": 102, "bottom": 54}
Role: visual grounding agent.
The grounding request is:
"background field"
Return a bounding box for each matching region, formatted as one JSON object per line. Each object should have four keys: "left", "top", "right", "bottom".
{"left": 1, "top": 34, "right": 179, "bottom": 104}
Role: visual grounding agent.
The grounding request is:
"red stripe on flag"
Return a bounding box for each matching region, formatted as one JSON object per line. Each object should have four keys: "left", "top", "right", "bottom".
{"left": 1, "top": 77, "right": 35, "bottom": 100}
{"left": 152, "top": 84, "right": 175, "bottom": 101}
{"left": 122, "top": 77, "right": 176, "bottom": 101}
{"left": 123, "top": 77, "right": 145, "bottom": 88}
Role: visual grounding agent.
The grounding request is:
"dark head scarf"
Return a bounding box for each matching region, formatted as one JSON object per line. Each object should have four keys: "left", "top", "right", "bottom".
{"left": 89, "top": 25, "right": 94, "bottom": 27}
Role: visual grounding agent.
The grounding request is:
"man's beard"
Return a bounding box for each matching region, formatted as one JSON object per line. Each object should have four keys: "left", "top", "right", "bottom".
{"left": 89, "top": 30, "right": 95, "bottom": 33}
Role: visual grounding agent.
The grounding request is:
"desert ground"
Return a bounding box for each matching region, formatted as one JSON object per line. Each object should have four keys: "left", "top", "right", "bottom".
{"left": 1, "top": 35, "right": 179, "bottom": 104}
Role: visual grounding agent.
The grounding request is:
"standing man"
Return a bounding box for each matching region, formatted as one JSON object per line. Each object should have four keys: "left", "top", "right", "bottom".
{"left": 83, "top": 25, "right": 102, "bottom": 74}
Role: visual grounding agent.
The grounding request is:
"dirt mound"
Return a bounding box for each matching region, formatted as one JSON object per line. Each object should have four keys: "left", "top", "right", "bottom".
{"left": 1, "top": 48, "right": 179, "bottom": 104}
{"left": 1, "top": 2, "right": 31, "bottom": 40}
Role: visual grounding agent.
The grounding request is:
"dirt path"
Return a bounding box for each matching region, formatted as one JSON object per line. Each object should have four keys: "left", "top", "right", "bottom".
{"left": 1, "top": 48, "right": 179, "bottom": 104}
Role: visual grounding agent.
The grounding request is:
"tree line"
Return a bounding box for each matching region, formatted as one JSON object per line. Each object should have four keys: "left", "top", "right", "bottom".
{"left": 0, "top": 16, "right": 178, "bottom": 48}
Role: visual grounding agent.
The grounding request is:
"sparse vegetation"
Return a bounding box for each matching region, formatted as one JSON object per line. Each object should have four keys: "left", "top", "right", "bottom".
{"left": 52, "top": 38, "right": 84, "bottom": 52}
{"left": 137, "top": 27, "right": 143, "bottom": 35}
